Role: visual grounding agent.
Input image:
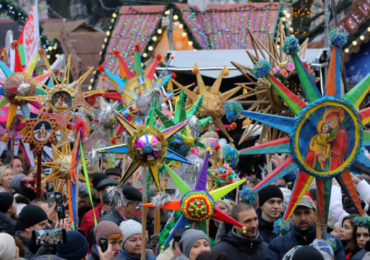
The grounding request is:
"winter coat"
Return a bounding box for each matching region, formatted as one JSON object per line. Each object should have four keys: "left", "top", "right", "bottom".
{"left": 264, "top": 226, "right": 345, "bottom": 260}
{"left": 0, "top": 211, "right": 16, "bottom": 235}
{"left": 15, "top": 231, "right": 35, "bottom": 259}
{"left": 79, "top": 202, "right": 103, "bottom": 237}
{"left": 350, "top": 248, "right": 367, "bottom": 260}
{"left": 256, "top": 208, "right": 279, "bottom": 243}
{"left": 213, "top": 228, "right": 268, "bottom": 260}
{"left": 116, "top": 248, "right": 156, "bottom": 260}
{"left": 87, "top": 244, "right": 100, "bottom": 260}
{"left": 98, "top": 207, "right": 126, "bottom": 225}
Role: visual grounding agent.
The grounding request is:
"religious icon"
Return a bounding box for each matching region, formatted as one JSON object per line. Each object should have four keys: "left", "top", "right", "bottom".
{"left": 51, "top": 91, "right": 72, "bottom": 110}
{"left": 33, "top": 121, "right": 52, "bottom": 142}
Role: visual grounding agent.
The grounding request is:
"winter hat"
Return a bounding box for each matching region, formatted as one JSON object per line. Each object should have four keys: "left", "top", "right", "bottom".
{"left": 258, "top": 185, "right": 284, "bottom": 207}
{"left": 279, "top": 187, "right": 292, "bottom": 207}
{"left": 121, "top": 184, "right": 142, "bottom": 201}
{"left": 56, "top": 231, "right": 88, "bottom": 260}
{"left": 310, "top": 239, "right": 334, "bottom": 260}
{"left": 292, "top": 246, "right": 324, "bottom": 260}
{"left": 119, "top": 219, "right": 142, "bottom": 244}
{"left": 10, "top": 173, "right": 25, "bottom": 193}
{"left": 90, "top": 173, "right": 107, "bottom": 189}
{"left": 218, "top": 199, "right": 233, "bottom": 212}
{"left": 179, "top": 229, "right": 210, "bottom": 257}
{"left": 105, "top": 168, "right": 121, "bottom": 178}
{"left": 0, "top": 233, "right": 16, "bottom": 260}
{"left": 15, "top": 204, "right": 48, "bottom": 231}
{"left": 95, "top": 221, "right": 123, "bottom": 244}
{"left": 297, "top": 195, "right": 316, "bottom": 210}
{"left": 0, "top": 192, "right": 14, "bottom": 212}
{"left": 97, "top": 178, "right": 117, "bottom": 192}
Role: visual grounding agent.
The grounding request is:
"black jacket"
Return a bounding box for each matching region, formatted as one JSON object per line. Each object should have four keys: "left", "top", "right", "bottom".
{"left": 98, "top": 207, "right": 124, "bottom": 225}
{"left": 265, "top": 226, "right": 345, "bottom": 260}
{"left": 0, "top": 211, "right": 16, "bottom": 235}
{"left": 213, "top": 228, "right": 268, "bottom": 260}
{"left": 256, "top": 208, "right": 278, "bottom": 243}
{"left": 15, "top": 231, "right": 35, "bottom": 259}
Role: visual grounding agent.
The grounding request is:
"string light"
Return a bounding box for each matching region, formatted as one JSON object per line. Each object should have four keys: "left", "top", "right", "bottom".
{"left": 344, "top": 48, "right": 349, "bottom": 53}
{"left": 173, "top": 14, "right": 179, "bottom": 20}
{"left": 352, "top": 41, "right": 357, "bottom": 46}
{"left": 165, "top": 10, "right": 170, "bottom": 15}
{"left": 157, "top": 28, "right": 163, "bottom": 34}
{"left": 143, "top": 53, "right": 147, "bottom": 58}
{"left": 360, "top": 35, "right": 365, "bottom": 41}
{"left": 152, "top": 36, "right": 157, "bottom": 41}
{"left": 106, "top": 31, "right": 110, "bottom": 36}
{"left": 148, "top": 46, "right": 153, "bottom": 51}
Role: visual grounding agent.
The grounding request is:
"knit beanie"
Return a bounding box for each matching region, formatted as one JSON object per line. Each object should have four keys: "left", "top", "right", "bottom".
{"left": 179, "top": 229, "right": 210, "bottom": 257}
{"left": 0, "top": 233, "right": 16, "bottom": 260}
{"left": 15, "top": 204, "right": 48, "bottom": 231}
{"left": 258, "top": 185, "right": 284, "bottom": 207}
{"left": 10, "top": 173, "right": 25, "bottom": 193}
{"left": 56, "top": 231, "right": 88, "bottom": 260}
{"left": 95, "top": 221, "right": 123, "bottom": 244}
{"left": 292, "top": 246, "right": 324, "bottom": 260}
{"left": 119, "top": 219, "right": 142, "bottom": 244}
{"left": 0, "top": 192, "right": 14, "bottom": 212}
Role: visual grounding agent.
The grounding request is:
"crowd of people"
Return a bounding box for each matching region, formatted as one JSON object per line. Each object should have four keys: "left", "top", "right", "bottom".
{"left": 0, "top": 153, "right": 369, "bottom": 260}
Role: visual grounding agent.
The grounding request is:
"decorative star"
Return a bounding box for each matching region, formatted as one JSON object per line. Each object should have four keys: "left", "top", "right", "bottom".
{"left": 96, "top": 110, "right": 189, "bottom": 189}
{"left": 172, "top": 65, "right": 241, "bottom": 143}
{"left": 21, "top": 113, "right": 59, "bottom": 153}
{"left": 238, "top": 30, "right": 370, "bottom": 237}
{"left": 142, "top": 151, "right": 246, "bottom": 246}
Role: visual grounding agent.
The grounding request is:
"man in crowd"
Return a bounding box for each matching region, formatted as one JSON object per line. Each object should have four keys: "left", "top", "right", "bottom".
{"left": 265, "top": 195, "right": 345, "bottom": 259}
{"left": 79, "top": 177, "right": 118, "bottom": 237}
{"left": 213, "top": 203, "right": 267, "bottom": 259}
{"left": 257, "top": 185, "right": 284, "bottom": 242}
{"left": 0, "top": 192, "right": 17, "bottom": 234}
{"left": 14, "top": 204, "right": 51, "bottom": 259}
{"left": 99, "top": 183, "right": 142, "bottom": 225}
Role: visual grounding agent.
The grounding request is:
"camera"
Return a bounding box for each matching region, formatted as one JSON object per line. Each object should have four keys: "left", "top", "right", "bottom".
{"left": 32, "top": 228, "right": 66, "bottom": 246}
{"left": 54, "top": 192, "right": 65, "bottom": 220}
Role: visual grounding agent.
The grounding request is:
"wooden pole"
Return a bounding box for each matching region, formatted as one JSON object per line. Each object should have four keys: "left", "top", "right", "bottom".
{"left": 154, "top": 207, "right": 161, "bottom": 234}
{"left": 36, "top": 152, "right": 42, "bottom": 198}
{"left": 141, "top": 170, "right": 148, "bottom": 260}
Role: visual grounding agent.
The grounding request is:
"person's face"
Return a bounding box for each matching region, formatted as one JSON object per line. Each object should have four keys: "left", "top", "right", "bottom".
{"left": 322, "top": 123, "right": 329, "bottom": 133}
{"left": 124, "top": 234, "right": 142, "bottom": 256}
{"left": 188, "top": 239, "right": 211, "bottom": 260}
{"left": 291, "top": 206, "right": 315, "bottom": 232}
{"left": 339, "top": 219, "right": 354, "bottom": 242}
{"left": 273, "top": 178, "right": 286, "bottom": 187}
{"left": 356, "top": 227, "right": 369, "bottom": 249}
{"left": 12, "top": 159, "right": 24, "bottom": 174}
{"left": 29, "top": 219, "right": 51, "bottom": 232}
{"left": 215, "top": 201, "right": 229, "bottom": 214}
{"left": 108, "top": 238, "right": 123, "bottom": 258}
{"left": 235, "top": 208, "right": 259, "bottom": 238}
{"left": 125, "top": 201, "right": 139, "bottom": 219}
{"left": 261, "top": 198, "right": 283, "bottom": 221}
{"left": 107, "top": 174, "right": 121, "bottom": 183}
{"left": 328, "top": 116, "right": 339, "bottom": 129}
{"left": 2, "top": 168, "right": 14, "bottom": 188}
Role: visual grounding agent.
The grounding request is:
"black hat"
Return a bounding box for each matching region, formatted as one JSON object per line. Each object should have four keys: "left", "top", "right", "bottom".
{"left": 121, "top": 183, "right": 142, "bottom": 201}
{"left": 105, "top": 168, "right": 122, "bottom": 178}
{"left": 0, "top": 192, "right": 14, "bottom": 212}
{"left": 56, "top": 231, "right": 88, "bottom": 260}
{"left": 90, "top": 172, "right": 107, "bottom": 189}
{"left": 292, "top": 246, "right": 324, "bottom": 260}
{"left": 258, "top": 185, "right": 284, "bottom": 207}
{"left": 15, "top": 205, "right": 48, "bottom": 231}
{"left": 96, "top": 178, "right": 118, "bottom": 191}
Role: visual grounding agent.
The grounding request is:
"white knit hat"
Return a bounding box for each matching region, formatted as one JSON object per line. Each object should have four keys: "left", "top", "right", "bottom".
{"left": 0, "top": 233, "right": 16, "bottom": 260}
{"left": 119, "top": 219, "right": 142, "bottom": 244}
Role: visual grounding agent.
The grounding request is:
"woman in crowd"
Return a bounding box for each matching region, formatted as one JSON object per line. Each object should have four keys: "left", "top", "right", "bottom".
{"left": 350, "top": 225, "right": 370, "bottom": 259}
{"left": 339, "top": 214, "right": 360, "bottom": 259}
{"left": 0, "top": 165, "right": 15, "bottom": 193}
{"left": 178, "top": 229, "right": 211, "bottom": 260}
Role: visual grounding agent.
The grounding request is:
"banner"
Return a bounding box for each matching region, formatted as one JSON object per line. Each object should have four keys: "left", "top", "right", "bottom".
{"left": 18, "top": 0, "right": 39, "bottom": 66}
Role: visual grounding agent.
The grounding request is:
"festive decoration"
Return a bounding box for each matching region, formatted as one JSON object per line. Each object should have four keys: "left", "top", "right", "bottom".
{"left": 96, "top": 110, "right": 189, "bottom": 189}
{"left": 239, "top": 29, "right": 370, "bottom": 238}
{"left": 142, "top": 151, "right": 246, "bottom": 246}
{"left": 172, "top": 65, "right": 240, "bottom": 142}
{"left": 353, "top": 215, "right": 370, "bottom": 228}
{"left": 239, "top": 186, "right": 257, "bottom": 205}
{"left": 224, "top": 101, "right": 243, "bottom": 123}
{"left": 223, "top": 144, "right": 239, "bottom": 168}
{"left": 273, "top": 218, "right": 291, "bottom": 236}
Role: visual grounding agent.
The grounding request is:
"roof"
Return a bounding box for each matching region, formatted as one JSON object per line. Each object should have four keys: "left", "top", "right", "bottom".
{"left": 96, "top": 2, "right": 280, "bottom": 89}
{"left": 42, "top": 20, "right": 99, "bottom": 42}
